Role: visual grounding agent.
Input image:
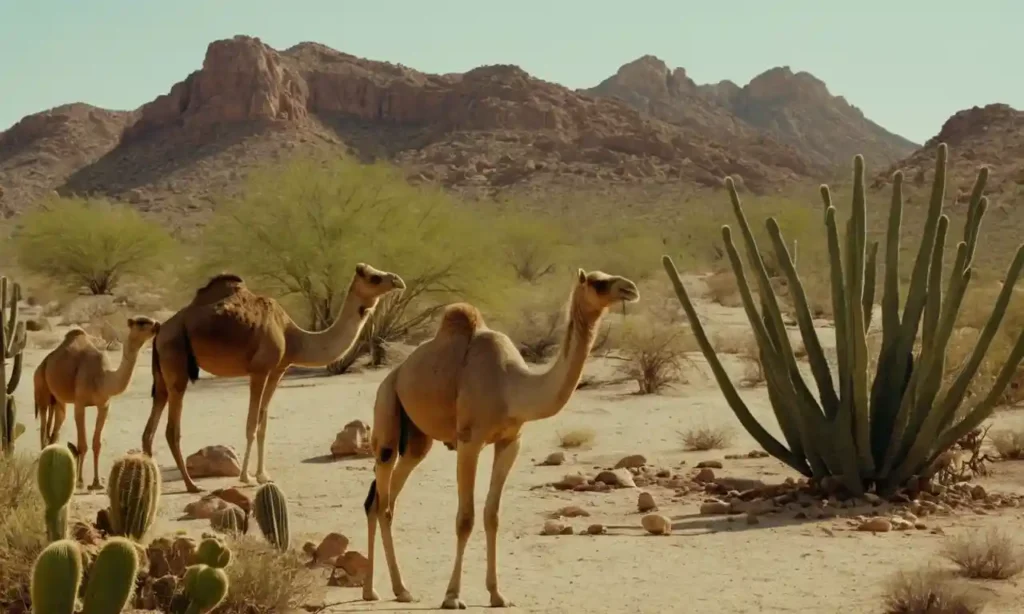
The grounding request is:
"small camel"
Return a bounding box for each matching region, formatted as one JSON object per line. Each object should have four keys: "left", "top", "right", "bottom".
{"left": 362, "top": 268, "right": 639, "bottom": 609}
{"left": 34, "top": 316, "right": 160, "bottom": 490}
{"left": 142, "top": 263, "right": 405, "bottom": 493}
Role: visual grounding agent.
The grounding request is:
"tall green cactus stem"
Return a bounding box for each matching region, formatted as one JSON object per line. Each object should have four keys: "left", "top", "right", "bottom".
{"left": 183, "top": 564, "right": 230, "bottom": 614}
{"left": 194, "top": 537, "right": 233, "bottom": 568}
{"left": 0, "top": 276, "right": 26, "bottom": 454}
{"left": 253, "top": 482, "right": 290, "bottom": 550}
{"left": 107, "top": 452, "right": 161, "bottom": 540}
{"left": 81, "top": 537, "right": 140, "bottom": 614}
{"left": 30, "top": 539, "right": 83, "bottom": 614}
{"left": 38, "top": 443, "right": 77, "bottom": 541}
{"left": 661, "top": 143, "right": 1024, "bottom": 494}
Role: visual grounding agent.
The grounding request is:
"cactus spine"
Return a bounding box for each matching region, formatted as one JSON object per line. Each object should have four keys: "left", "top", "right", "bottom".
{"left": 183, "top": 564, "right": 230, "bottom": 614}
{"left": 661, "top": 143, "right": 1024, "bottom": 494}
{"left": 107, "top": 452, "right": 161, "bottom": 540}
{"left": 194, "top": 537, "right": 233, "bottom": 568}
{"left": 253, "top": 482, "right": 290, "bottom": 550}
{"left": 81, "top": 537, "right": 140, "bottom": 614}
{"left": 38, "top": 443, "right": 77, "bottom": 541}
{"left": 210, "top": 505, "right": 247, "bottom": 536}
{"left": 0, "top": 276, "right": 26, "bottom": 453}
{"left": 30, "top": 539, "right": 83, "bottom": 614}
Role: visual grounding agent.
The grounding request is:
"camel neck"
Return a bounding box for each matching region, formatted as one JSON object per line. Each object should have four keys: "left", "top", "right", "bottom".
{"left": 510, "top": 290, "right": 599, "bottom": 422}
{"left": 287, "top": 279, "right": 372, "bottom": 367}
{"left": 102, "top": 343, "right": 143, "bottom": 397}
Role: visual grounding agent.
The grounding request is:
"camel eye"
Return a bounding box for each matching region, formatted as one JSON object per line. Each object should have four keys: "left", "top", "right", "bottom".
{"left": 369, "top": 274, "right": 382, "bottom": 285}
{"left": 589, "top": 279, "right": 610, "bottom": 294}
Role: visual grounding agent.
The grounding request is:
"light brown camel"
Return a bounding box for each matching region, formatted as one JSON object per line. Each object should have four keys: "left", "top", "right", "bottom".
{"left": 34, "top": 316, "right": 160, "bottom": 490}
{"left": 142, "top": 263, "right": 405, "bottom": 493}
{"left": 362, "top": 269, "right": 639, "bottom": 609}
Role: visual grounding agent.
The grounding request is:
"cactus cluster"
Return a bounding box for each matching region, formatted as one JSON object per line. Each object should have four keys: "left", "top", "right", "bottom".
{"left": 194, "top": 537, "right": 233, "bottom": 568}
{"left": 107, "top": 452, "right": 161, "bottom": 540}
{"left": 662, "top": 143, "right": 1024, "bottom": 494}
{"left": 38, "top": 444, "right": 77, "bottom": 542}
{"left": 182, "top": 564, "right": 230, "bottom": 614}
{"left": 30, "top": 538, "right": 139, "bottom": 614}
{"left": 0, "top": 276, "right": 27, "bottom": 453}
{"left": 210, "top": 504, "right": 247, "bottom": 536}
{"left": 253, "top": 482, "right": 290, "bottom": 550}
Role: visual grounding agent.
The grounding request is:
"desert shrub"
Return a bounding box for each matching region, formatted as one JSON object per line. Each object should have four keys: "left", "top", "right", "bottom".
{"left": 556, "top": 427, "right": 595, "bottom": 449}
{"left": 941, "top": 529, "right": 1024, "bottom": 580}
{"left": 220, "top": 535, "right": 323, "bottom": 614}
{"left": 678, "top": 425, "right": 733, "bottom": 451}
{"left": 11, "top": 196, "right": 175, "bottom": 295}
{"left": 613, "top": 319, "right": 696, "bottom": 395}
{"left": 498, "top": 213, "right": 562, "bottom": 283}
{"left": 881, "top": 567, "right": 985, "bottom": 614}
{"left": 712, "top": 328, "right": 765, "bottom": 387}
{"left": 989, "top": 428, "right": 1024, "bottom": 459}
{"left": 703, "top": 271, "right": 743, "bottom": 307}
{"left": 0, "top": 453, "right": 47, "bottom": 611}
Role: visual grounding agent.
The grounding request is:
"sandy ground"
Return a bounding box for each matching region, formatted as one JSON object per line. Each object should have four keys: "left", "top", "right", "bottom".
{"left": 14, "top": 278, "right": 1024, "bottom": 614}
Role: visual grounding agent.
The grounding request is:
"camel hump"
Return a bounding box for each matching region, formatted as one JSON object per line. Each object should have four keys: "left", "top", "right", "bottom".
{"left": 63, "top": 329, "right": 87, "bottom": 341}
{"left": 196, "top": 273, "right": 245, "bottom": 294}
{"left": 437, "top": 303, "right": 483, "bottom": 338}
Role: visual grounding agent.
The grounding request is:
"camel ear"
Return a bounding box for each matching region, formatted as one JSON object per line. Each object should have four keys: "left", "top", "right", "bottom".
{"left": 126, "top": 317, "right": 136, "bottom": 329}
{"left": 577, "top": 269, "right": 586, "bottom": 284}
{"left": 355, "top": 263, "right": 368, "bottom": 278}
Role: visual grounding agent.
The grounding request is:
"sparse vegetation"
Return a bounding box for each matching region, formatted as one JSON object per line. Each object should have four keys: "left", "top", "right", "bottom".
{"left": 0, "top": 453, "right": 46, "bottom": 611}
{"left": 678, "top": 425, "right": 734, "bottom": 451}
{"left": 556, "top": 427, "right": 596, "bottom": 450}
{"left": 881, "top": 567, "right": 985, "bottom": 614}
{"left": 219, "top": 535, "right": 322, "bottom": 614}
{"left": 613, "top": 320, "right": 695, "bottom": 395}
{"left": 12, "top": 197, "right": 176, "bottom": 295}
{"left": 989, "top": 427, "right": 1024, "bottom": 459}
{"left": 941, "top": 529, "right": 1024, "bottom": 580}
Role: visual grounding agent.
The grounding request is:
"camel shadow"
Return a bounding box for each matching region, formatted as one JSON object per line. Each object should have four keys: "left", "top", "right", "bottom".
{"left": 301, "top": 453, "right": 371, "bottom": 465}
{"left": 597, "top": 509, "right": 825, "bottom": 537}
{"left": 318, "top": 596, "right": 470, "bottom": 612}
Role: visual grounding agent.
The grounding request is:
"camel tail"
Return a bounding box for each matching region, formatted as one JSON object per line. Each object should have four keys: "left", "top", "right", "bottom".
{"left": 150, "top": 340, "right": 160, "bottom": 398}
{"left": 436, "top": 303, "right": 483, "bottom": 339}
{"left": 182, "top": 329, "right": 200, "bottom": 383}
{"left": 397, "top": 398, "right": 412, "bottom": 457}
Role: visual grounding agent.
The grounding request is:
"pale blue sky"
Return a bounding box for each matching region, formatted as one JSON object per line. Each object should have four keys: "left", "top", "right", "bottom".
{"left": 0, "top": 1, "right": 1019, "bottom": 144}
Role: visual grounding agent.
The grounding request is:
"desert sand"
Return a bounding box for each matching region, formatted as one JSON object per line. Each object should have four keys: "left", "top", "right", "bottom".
{"left": 18, "top": 274, "right": 1024, "bottom": 614}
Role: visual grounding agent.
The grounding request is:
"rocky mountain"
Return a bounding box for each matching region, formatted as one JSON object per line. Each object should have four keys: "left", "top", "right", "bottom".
{"left": 586, "top": 56, "right": 918, "bottom": 171}
{"left": 0, "top": 36, "right": 828, "bottom": 220}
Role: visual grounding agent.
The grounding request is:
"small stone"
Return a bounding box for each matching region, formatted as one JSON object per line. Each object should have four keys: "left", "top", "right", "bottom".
{"left": 553, "top": 473, "right": 587, "bottom": 490}
{"left": 614, "top": 454, "right": 647, "bottom": 469}
{"left": 699, "top": 500, "right": 730, "bottom": 516}
{"left": 314, "top": 533, "right": 350, "bottom": 565}
{"left": 586, "top": 524, "right": 606, "bottom": 535}
{"left": 540, "top": 452, "right": 566, "bottom": 466}
{"left": 594, "top": 469, "right": 636, "bottom": 488}
{"left": 693, "top": 468, "right": 716, "bottom": 483}
{"left": 211, "top": 487, "right": 252, "bottom": 515}
{"left": 970, "top": 485, "right": 987, "bottom": 500}
{"left": 183, "top": 494, "right": 232, "bottom": 520}
{"left": 714, "top": 477, "right": 766, "bottom": 492}
{"left": 560, "top": 525, "right": 574, "bottom": 535}
{"left": 857, "top": 518, "right": 892, "bottom": 532}
{"left": 696, "top": 460, "right": 723, "bottom": 469}
{"left": 863, "top": 493, "right": 882, "bottom": 506}
{"left": 745, "top": 513, "right": 760, "bottom": 525}
{"left": 637, "top": 491, "right": 657, "bottom": 512}
{"left": 550, "top": 505, "right": 590, "bottom": 518}
{"left": 330, "top": 419, "right": 373, "bottom": 457}
{"left": 302, "top": 541, "right": 317, "bottom": 558}
{"left": 641, "top": 514, "right": 672, "bottom": 535}
{"left": 747, "top": 450, "right": 769, "bottom": 458}
{"left": 334, "top": 551, "right": 370, "bottom": 586}
{"left": 541, "top": 520, "right": 568, "bottom": 536}
{"left": 914, "top": 522, "right": 928, "bottom": 530}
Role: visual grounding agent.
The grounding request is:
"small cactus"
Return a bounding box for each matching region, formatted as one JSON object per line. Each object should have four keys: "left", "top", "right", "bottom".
{"left": 81, "top": 537, "right": 140, "bottom": 614}
{"left": 210, "top": 505, "right": 247, "bottom": 536}
{"left": 0, "top": 276, "right": 26, "bottom": 454}
{"left": 193, "top": 537, "right": 232, "bottom": 568}
{"left": 253, "top": 482, "right": 290, "bottom": 550}
{"left": 30, "top": 539, "right": 83, "bottom": 614}
{"left": 107, "top": 452, "right": 161, "bottom": 540}
{"left": 183, "top": 564, "right": 230, "bottom": 614}
{"left": 38, "top": 444, "right": 76, "bottom": 541}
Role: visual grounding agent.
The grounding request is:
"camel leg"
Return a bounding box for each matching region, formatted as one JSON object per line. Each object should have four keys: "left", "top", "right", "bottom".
{"left": 441, "top": 441, "right": 484, "bottom": 610}
{"left": 366, "top": 430, "right": 433, "bottom": 603}
{"left": 484, "top": 437, "right": 522, "bottom": 608}
{"left": 239, "top": 373, "right": 269, "bottom": 485}
{"left": 73, "top": 403, "right": 88, "bottom": 490}
{"left": 48, "top": 403, "right": 67, "bottom": 447}
{"left": 165, "top": 385, "right": 201, "bottom": 493}
{"left": 142, "top": 376, "right": 169, "bottom": 457}
{"left": 87, "top": 404, "right": 109, "bottom": 491}
{"left": 254, "top": 369, "right": 286, "bottom": 484}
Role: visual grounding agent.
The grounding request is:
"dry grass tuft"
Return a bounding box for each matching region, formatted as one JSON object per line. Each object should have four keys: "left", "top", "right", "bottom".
{"left": 881, "top": 567, "right": 986, "bottom": 614}
{"left": 989, "top": 428, "right": 1024, "bottom": 460}
{"left": 703, "top": 271, "right": 742, "bottom": 308}
{"left": 556, "top": 427, "right": 596, "bottom": 450}
{"left": 0, "top": 453, "right": 47, "bottom": 611}
{"left": 678, "top": 425, "right": 734, "bottom": 451}
{"left": 713, "top": 329, "right": 764, "bottom": 388}
{"left": 941, "top": 528, "right": 1024, "bottom": 580}
{"left": 614, "top": 320, "right": 696, "bottom": 395}
{"left": 219, "top": 534, "right": 324, "bottom": 614}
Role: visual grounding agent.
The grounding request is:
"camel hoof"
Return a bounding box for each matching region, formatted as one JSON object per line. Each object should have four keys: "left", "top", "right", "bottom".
{"left": 239, "top": 473, "right": 252, "bottom": 484}
{"left": 361, "top": 589, "right": 380, "bottom": 602}
{"left": 87, "top": 482, "right": 104, "bottom": 491}
{"left": 256, "top": 472, "right": 272, "bottom": 484}
{"left": 490, "top": 594, "right": 514, "bottom": 608}
{"left": 441, "top": 597, "right": 467, "bottom": 610}
{"left": 185, "top": 484, "right": 204, "bottom": 494}
{"left": 395, "top": 590, "right": 415, "bottom": 603}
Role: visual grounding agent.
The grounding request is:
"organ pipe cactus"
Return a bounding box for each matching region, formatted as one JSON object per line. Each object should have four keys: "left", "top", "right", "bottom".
{"left": 661, "top": 143, "right": 1024, "bottom": 495}
{"left": 81, "top": 537, "right": 140, "bottom": 614}
{"left": 38, "top": 443, "right": 77, "bottom": 541}
{"left": 107, "top": 452, "right": 161, "bottom": 540}
{"left": 30, "top": 539, "right": 83, "bottom": 614}
{"left": 0, "top": 276, "right": 26, "bottom": 453}
{"left": 253, "top": 482, "right": 290, "bottom": 550}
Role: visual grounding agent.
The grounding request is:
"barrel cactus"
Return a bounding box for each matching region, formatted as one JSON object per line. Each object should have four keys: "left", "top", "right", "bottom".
{"left": 38, "top": 443, "right": 77, "bottom": 541}
{"left": 661, "top": 143, "right": 1024, "bottom": 495}
{"left": 81, "top": 537, "right": 140, "bottom": 614}
{"left": 253, "top": 482, "right": 290, "bottom": 550}
{"left": 0, "top": 276, "right": 26, "bottom": 454}
{"left": 183, "top": 564, "right": 230, "bottom": 614}
{"left": 193, "top": 537, "right": 232, "bottom": 568}
{"left": 30, "top": 539, "right": 83, "bottom": 614}
{"left": 107, "top": 452, "right": 161, "bottom": 540}
{"left": 210, "top": 505, "right": 247, "bottom": 536}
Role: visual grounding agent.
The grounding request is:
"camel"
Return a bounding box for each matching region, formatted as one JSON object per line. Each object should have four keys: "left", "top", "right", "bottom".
{"left": 141, "top": 263, "right": 405, "bottom": 493}
{"left": 362, "top": 268, "right": 639, "bottom": 609}
{"left": 34, "top": 316, "right": 160, "bottom": 490}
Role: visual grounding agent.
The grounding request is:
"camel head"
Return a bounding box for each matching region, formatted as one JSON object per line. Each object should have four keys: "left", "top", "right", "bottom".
{"left": 125, "top": 316, "right": 160, "bottom": 350}
{"left": 575, "top": 269, "right": 640, "bottom": 316}
{"left": 351, "top": 263, "right": 406, "bottom": 304}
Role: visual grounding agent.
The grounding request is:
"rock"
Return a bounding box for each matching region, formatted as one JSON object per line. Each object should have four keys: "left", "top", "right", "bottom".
{"left": 614, "top": 454, "right": 647, "bottom": 469}
{"left": 302, "top": 541, "right": 317, "bottom": 557}
{"left": 553, "top": 473, "right": 587, "bottom": 490}
{"left": 550, "top": 505, "right": 590, "bottom": 518}
{"left": 211, "top": 487, "right": 251, "bottom": 515}
{"left": 641, "top": 514, "right": 672, "bottom": 535}
{"left": 331, "top": 551, "right": 371, "bottom": 587}
{"left": 330, "top": 420, "right": 372, "bottom": 457}
{"left": 541, "top": 520, "right": 569, "bottom": 536}
{"left": 586, "top": 524, "right": 606, "bottom": 535}
{"left": 714, "top": 477, "right": 766, "bottom": 492}
{"left": 857, "top": 518, "right": 892, "bottom": 532}
{"left": 314, "top": 532, "right": 350, "bottom": 565}
{"left": 693, "top": 468, "right": 716, "bottom": 483}
{"left": 746, "top": 513, "right": 760, "bottom": 525}
{"left": 890, "top": 517, "right": 914, "bottom": 531}
{"left": 970, "top": 485, "right": 987, "bottom": 500}
{"left": 560, "top": 525, "right": 574, "bottom": 535}
{"left": 700, "top": 500, "right": 731, "bottom": 516}
{"left": 637, "top": 491, "right": 657, "bottom": 512}
{"left": 185, "top": 445, "right": 241, "bottom": 478}
{"left": 594, "top": 469, "right": 636, "bottom": 488}
{"left": 747, "top": 450, "right": 770, "bottom": 458}
{"left": 95, "top": 508, "right": 112, "bottom": 535}
{"left": 696, "top": 460, "right": 723, "bottom": 469}
{"left": 539, "top": 452, "right": 565, "bottom": 466}
{"left": 183, "top": 494, "right": 233, "bottom": 519}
